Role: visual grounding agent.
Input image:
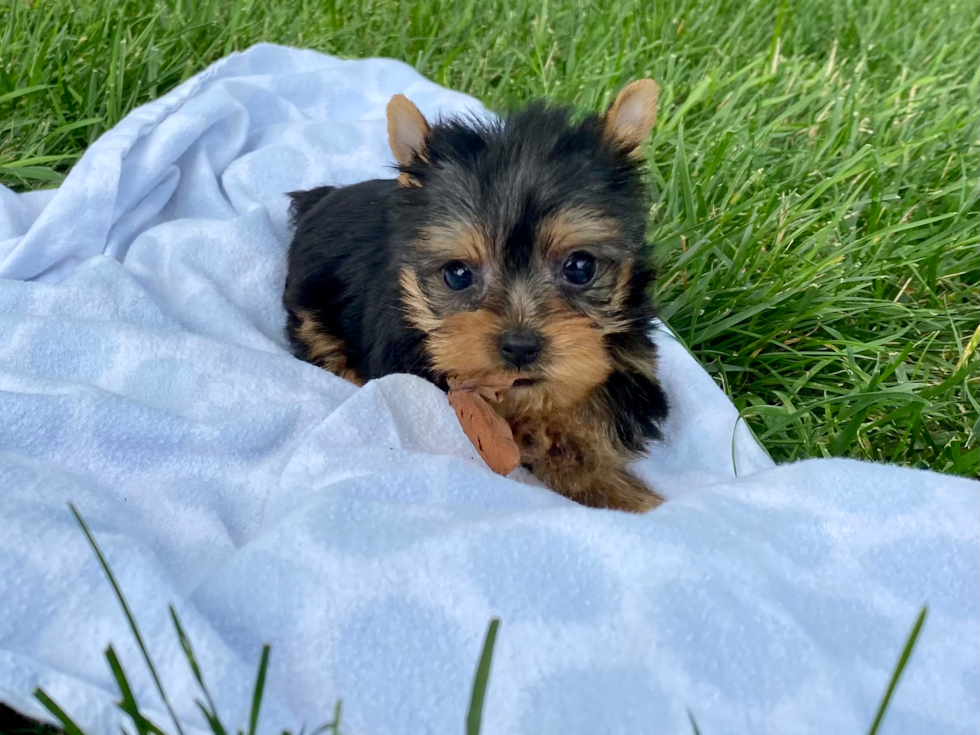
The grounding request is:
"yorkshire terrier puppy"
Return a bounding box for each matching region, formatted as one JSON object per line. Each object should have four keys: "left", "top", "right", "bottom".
{"left": 283, "top": 80, "right": 669, "bottom": 512}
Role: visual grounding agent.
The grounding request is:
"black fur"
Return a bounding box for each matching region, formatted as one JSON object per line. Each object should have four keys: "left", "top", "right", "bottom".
{"left": 284, "top": 180, "right": 433, "bottom": 380}
{"left": 287, "top": 185, "right": 335, "bottom": 226}
{"left": 604, "top": 368, "right": 669, "bottom": 450}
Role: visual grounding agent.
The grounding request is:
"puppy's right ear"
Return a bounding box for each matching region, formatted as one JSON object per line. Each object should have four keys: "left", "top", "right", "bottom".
{"left": 387, "top": 94, "right": 430, "bottom": 186}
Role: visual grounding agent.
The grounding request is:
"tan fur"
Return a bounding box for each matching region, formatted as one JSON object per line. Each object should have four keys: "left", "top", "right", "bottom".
{"left": 427, "top": 309, "right": 507, "bottom": 377}
{"left": 538, "top": 207, "right": 621, "bottom": 260}
{"left": 402, "top": 265, "right": 614, "bottom": 413}
{"left": 387, "top": 94, "right": 429, "bottom": 185}
{"left": 501, "top": 312, "right": 659, "bottom": 512}
{"left": 417, "top": 221, "right": 490, "bottom": 266}
{"left": 536, "top": 306, "right": 613, "bottom": 408}
{"left": 294, "top": 310, "right": 364, "bottom": 386}
{"left": 397, "top": 172, "right": 422, "bottom": 187}
{"left": 604, "top": 79, "right": 659, "bottom": 151}
{"left": 399, "top": 268, "right": 443, "bottom": 333}
{"left": 510, "top": 404, "right": 662, "bottom": 513}
{"left": 610, "top": 260, "right": 634, "bottom": 312}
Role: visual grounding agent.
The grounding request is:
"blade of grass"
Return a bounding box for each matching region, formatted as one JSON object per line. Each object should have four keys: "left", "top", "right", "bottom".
{"left": 866, "top": 606, "right": 929, "bottom": 735}
{"left": 169, "top": 605, "right": 229, "bottom": 735}
{"left": 68, "top": 503, "right": 187, "bottom": 735}
{"left": 105, "top": 645, "right": 166, "bottom": 735}
{"left": 195, "top": 700, "right": 230, "bottom": 735}
{"left": 687, "top": 709, "right": 703, "bottom": 735}
{"left": 32, "top": 689, "right": 87, "bottom": 735}
{"left": 329, "top": 700, "right": 344, "bottom": 735}
{"left": 465, "top": 618, "right": 500, "bottom": 735}
{"left": 0, "top": 84, "right": 51, "bottom": 105}
{"left": 307, "top": 700, "right": 344, "bottom": 735}
{"left": 246, "top": 645, "right": 271, "bottom": 735}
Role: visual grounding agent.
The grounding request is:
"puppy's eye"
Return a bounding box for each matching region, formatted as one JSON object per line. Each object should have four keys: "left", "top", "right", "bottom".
{"left": 562, "top": 251, "right": 597, "bottom": 286}
{"left": 443, "top": 261, "right": 474, "bottom": 291}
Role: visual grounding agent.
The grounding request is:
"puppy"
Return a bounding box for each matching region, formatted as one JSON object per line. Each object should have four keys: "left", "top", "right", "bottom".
{"left": 283, "top": 80, "right": 669, "bottom": 512}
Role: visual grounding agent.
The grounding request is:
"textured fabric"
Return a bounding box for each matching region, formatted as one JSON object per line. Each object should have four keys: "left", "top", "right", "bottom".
{"left": 0, "top": 44, "right": 976, "bottom": 735}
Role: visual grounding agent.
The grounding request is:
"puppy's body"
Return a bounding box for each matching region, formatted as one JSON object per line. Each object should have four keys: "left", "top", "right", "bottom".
{"left": 284, "top": 83, "right": 669, "bottom": 512}
{"left": 286, "top": 180, "right": 431, "bottom": 383}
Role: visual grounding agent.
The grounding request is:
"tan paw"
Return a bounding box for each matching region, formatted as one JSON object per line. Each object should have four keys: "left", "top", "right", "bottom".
{"left": 510, "top": 418, "right": 552, "bottom": 465}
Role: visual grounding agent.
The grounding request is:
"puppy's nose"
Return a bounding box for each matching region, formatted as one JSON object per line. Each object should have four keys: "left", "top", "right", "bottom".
{"left": 498, "top": 329, "right": 542, "bottom": 368}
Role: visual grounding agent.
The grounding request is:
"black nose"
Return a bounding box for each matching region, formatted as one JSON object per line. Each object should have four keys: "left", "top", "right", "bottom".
{"left": 498, "top": 329, "right": 542, "bottom": 368}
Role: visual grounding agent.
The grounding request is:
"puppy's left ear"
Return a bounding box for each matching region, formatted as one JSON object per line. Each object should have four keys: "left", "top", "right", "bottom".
{"left": 603, "top": 79, "right": 659, "bottom": 153}
{"left": 387, "top": 94, "right": 430, "bottom": 185}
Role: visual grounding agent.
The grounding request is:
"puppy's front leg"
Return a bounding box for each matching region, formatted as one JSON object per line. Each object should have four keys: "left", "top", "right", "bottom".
{"left": 511, "top": 416, "right": 662, "bottom": 513}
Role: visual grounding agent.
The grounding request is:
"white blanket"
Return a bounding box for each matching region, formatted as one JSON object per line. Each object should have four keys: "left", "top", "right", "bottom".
{"left": 0, "top": 44, "right": 976, "bottom": 735}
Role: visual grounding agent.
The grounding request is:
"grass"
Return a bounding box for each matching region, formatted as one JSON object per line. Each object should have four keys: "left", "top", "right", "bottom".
{"left": 1, "top": 0, "right": 978, "bottom": 473}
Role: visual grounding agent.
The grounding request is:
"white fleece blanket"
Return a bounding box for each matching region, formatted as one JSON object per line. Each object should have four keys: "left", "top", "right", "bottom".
{"left": 0, "top": 44, "right": 976, "bottom": 735}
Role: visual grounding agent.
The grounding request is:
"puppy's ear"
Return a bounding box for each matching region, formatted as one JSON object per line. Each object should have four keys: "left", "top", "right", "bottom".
{"left": 387, "top": 94, "right": 430, "bottom": 185}
{"left": 603, "top": 79, "right": 659, "bottom": 153}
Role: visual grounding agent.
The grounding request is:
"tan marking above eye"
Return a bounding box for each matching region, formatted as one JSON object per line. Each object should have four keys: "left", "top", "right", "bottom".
{"left": 538, "top": 207, "right": 620, "bottom": 260}
{"left": 417, "top": 221, "right": 490, "bottom": 267}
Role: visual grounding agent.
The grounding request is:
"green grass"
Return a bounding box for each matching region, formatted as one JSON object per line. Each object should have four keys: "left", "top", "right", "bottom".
{"left": 1, "top": 0, "right": 977, "bottom": 473}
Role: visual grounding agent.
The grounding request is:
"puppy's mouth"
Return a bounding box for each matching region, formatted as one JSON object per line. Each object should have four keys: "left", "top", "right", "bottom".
{"left": 440, "top": 373, "right": 540, "bottom": 394}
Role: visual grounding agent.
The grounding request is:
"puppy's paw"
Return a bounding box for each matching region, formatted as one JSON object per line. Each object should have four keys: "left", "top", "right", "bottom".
{"left": 511, "top": 418, "right": 552, "bottom": 465}
{"left": 596, "top": 469, "right": 663, "bottom": 513}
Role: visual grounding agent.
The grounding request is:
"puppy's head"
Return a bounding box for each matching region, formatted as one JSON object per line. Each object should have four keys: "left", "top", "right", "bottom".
{"left": 388, "top": 81, "right": 659, "bottom": 409}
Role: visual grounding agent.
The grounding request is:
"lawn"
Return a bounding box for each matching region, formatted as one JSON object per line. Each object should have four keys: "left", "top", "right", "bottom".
{"left": 2, "top": 0, "right": 977, "bottom": 475}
